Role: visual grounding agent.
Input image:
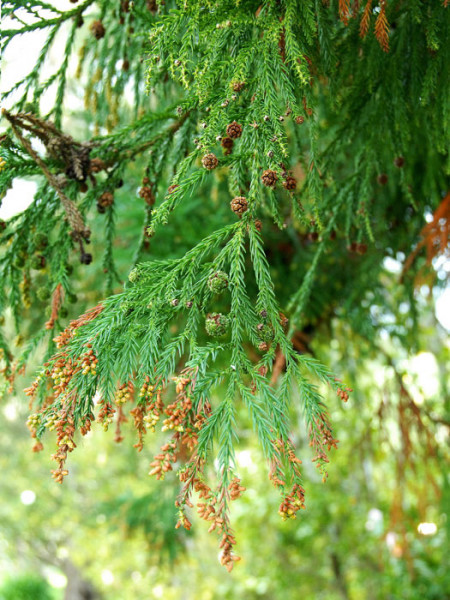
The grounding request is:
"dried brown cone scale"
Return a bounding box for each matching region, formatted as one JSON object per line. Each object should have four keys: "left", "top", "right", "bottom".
{"left": 97, "top": 191, "right": 114, "bottom": 208}
{"left": 202, "top": 153, "right": 219, "bottom": 170}
{"left": 65, "top": 145, "right": 91, "bottom": 183}
{"left": 232, "top": 81, "right": 245, "bottom": 92}
{"left": 226, "top": 121, "right": 243, "bottom": 139}
{"left": 46, "top": 136, "right": 65, "bottom": 158}
{"left": 261, "top": 169, "right": 278, "bottom": 188}
{"left": 91, "top": 20, "right": 105, "bottom": 40}
{"left": 230, "top": 196, "right": 248, "bottom": 215}
{"left": 89, "top": 157, "right": 106, "bottom": 173}
{"left": 139, "top": 186, "right": 155, "bottom": 206}
{"left": 282, "top": 176, "right": 297, "bottom": 191}
{"left": 221, "top": 137, "right": 234, "bottom": 155}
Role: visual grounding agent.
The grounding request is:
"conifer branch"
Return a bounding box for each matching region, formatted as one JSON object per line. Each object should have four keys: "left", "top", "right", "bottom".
{"left": 1, "top": 0, "right": 448, "bottom": 571}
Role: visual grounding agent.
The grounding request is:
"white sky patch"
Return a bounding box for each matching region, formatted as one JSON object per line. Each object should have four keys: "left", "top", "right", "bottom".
{"left": 383, "top": 257, "right": 402, "bottom": 274}
{"left": 435, "top": 424, "right": 448, "bottom": 444}
{"left": 417, "top": 522, "right": 437, "bottom": 536}
{"left": 365, "top": 508, "right": 383, "bottom": 532}
{"left": 236, "top": 450, "right": 257, "bottom": 473}
{"left": 96, "top": 452, "right": 108, "bottom": 466}
{"left": 47, "top": 571, "right": 67, "bottom": 589}
{"left": 434, "top": 255, "right": 450, "bottom": 272}
{"left": 3, "top": 402, "right": 18, "bottom": 422}
{"left": 20, "top": 490, "right": 36, "bottom": 505}
{"left": 408, "top": 352, "right": 440, "bottom": 399}
{"left": 0, "top": 180, "right": 36, "bottom": 219}
{"left": 101, "top": 569, "right": 114, "bottom": 585}
{"left": 152, "top": 584, "right": 164, "bottom": 598}
{"left": 435, "top": 287, "right": 450, "bottom": 331}
{"left": 56, "top": 546, "right": 69, "bottom": 559}
{"left": 385, "top": 531, "right": 397, "bottom": 550}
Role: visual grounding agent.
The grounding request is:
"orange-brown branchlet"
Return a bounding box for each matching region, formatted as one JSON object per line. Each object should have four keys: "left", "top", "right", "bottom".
{"left": 148, "top": 440, "right": 178, "bottom": 480}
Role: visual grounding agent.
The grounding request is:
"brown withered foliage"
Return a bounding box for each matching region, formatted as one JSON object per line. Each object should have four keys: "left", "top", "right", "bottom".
{"left": 402, "top": 192, "right": 450, "bottom": 284}
{"left": 45, "top": 284, "right": 64, "bottom": 330}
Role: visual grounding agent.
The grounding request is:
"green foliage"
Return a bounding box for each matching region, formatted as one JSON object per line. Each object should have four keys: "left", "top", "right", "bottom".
{"left": 0, "top": 0, "right": 448, "bottom": 574}
{"left": 0, "top": 574, "right": 54, "bottom": 600}
{"left": 100, "top": 486, "right": 190, "bottom": 564}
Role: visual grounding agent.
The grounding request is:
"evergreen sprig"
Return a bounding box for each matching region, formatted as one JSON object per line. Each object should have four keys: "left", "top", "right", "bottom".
{"left": 1, "top": 0, "right": 448, "bottom": 569}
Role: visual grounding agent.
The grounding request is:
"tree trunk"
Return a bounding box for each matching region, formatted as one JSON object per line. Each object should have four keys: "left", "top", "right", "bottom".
{"left": 62, "top": 560, "right": 101, "bottom": 600}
